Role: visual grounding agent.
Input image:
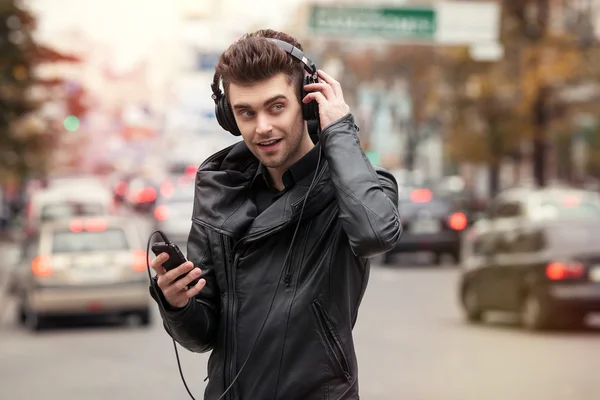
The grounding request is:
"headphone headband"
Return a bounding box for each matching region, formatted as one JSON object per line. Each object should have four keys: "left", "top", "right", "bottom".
{"left": 211, "top": 36, "right": 320, "bottom": 136}
{"left": 267, "top": 38, "right": 317, "bottom": 78}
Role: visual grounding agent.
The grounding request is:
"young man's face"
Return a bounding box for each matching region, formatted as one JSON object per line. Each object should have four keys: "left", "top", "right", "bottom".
{"left": 229, "top": 73, "right": 310, "bottom": 172}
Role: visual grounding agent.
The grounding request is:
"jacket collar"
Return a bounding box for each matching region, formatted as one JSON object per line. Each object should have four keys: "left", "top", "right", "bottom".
{"left": 192, "top": 137, "right": 334, "bottom": 241}
{"left": 250, "top": 142, "right": 321, "bottom": 192}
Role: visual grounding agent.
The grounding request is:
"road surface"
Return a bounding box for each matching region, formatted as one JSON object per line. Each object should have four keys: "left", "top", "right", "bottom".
{"left": 1, "top": 214, "right": 599, "bottom": 400}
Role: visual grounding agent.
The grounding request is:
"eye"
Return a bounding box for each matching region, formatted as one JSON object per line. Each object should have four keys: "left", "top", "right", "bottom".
{"left": 239, "top": 110, "right": 254, "bottom": 118}
{"left": 271, "top": 104, "right": 284, "bottom": 112}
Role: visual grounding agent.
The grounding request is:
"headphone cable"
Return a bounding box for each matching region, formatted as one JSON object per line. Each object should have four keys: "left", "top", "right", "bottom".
{"left": 150, "top": 141, "right": 357, "bottom": 400}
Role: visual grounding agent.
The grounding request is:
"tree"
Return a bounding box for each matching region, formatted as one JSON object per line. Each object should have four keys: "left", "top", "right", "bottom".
{"left": 344, "top": 45, "right": 441, "bottom": 171}
{"left": 443, "top": 0, "right": 598, "bottom": 194}
{"left": 0, "top": 0, "right": 80, "bottom": 185}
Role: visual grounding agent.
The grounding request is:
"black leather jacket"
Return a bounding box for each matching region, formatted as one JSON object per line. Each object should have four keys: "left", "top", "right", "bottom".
{"left": 151, "top": 114, "right": 402, "bottom": 400}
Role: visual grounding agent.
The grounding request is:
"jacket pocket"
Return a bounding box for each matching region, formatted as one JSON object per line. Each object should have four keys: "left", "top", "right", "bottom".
{"left": 311, "top": 300, "right": 352, "bottom": 382}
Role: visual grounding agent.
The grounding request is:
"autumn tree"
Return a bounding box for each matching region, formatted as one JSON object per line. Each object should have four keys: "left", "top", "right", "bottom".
{"left": 444, "top": 0, "right": 599, "bottom": 194}
{"left": 0, "top": 0, "right": 80, "bottom": 185}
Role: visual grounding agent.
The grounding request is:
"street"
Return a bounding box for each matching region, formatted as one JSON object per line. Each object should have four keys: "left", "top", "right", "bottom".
{"left": 1, "top": 215, "right": 599, "bottom": 400}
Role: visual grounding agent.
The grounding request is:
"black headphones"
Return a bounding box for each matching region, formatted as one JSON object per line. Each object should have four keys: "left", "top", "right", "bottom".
{"left": 210, "top": 38, "right": 320, "bottom": 137}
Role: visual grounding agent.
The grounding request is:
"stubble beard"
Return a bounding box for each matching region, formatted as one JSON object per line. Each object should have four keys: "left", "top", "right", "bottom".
{"left": 262, "top": 119, "right": 305, "bottom": 169}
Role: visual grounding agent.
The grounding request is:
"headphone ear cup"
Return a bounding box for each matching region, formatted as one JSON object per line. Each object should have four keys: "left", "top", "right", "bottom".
{"left": 217, "top": 96, "right": 242, "bottom": 137}
{"left": 302, "top": 75, "right": 319, "bottom": 122}
{"left": 215, "top": 96, "right": 230, "bottom": 133}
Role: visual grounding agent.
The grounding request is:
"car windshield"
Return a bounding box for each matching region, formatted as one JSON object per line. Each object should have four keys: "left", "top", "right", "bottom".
{"left": 51, "top": 228, "right": 129, "bottom": 253}
{"left": 41, "top": 203, "right": 106, "bottom": 222}
{"left": 529, "top": 192, "right": 600, "bottom": 220}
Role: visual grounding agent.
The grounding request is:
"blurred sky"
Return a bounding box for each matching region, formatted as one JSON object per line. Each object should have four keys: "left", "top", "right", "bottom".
{"left": 28, "top": 0, "right": 304, "bottom": 70}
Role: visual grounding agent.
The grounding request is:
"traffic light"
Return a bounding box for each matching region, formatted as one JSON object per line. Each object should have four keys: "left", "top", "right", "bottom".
{"left": 63, "top": 115, "right": 80, "bottom": 132}
{"left": 63, "top": 85, "right": 88, "bottom": 132}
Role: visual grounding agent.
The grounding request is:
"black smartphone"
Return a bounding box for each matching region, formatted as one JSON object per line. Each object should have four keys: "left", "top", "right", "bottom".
{"left": 151, "top": 241, "right": 212, "bottom": 287}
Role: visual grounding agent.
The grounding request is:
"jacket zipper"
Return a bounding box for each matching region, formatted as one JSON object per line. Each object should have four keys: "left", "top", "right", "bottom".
{"left": 283, "top": 221, "right": 311, "bottom": 286}
{"left": 192, "top": 164, "right": 328, "bottom": 394}
{"left": 220, "top": 235, "right": 238, "bottom": 400}
{"left": 311, "top": 300, "right": 353, "bottom": 382}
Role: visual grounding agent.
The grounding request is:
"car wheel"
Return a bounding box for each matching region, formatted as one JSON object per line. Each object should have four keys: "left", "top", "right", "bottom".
{"left": 462, "top": 284, "right": 483, "bottom": 323}
{"left": 20, "top": 296, "right": 46, "bottom": 332}
{"left": 17, "top": 304, "right": 26, "bottom": 325}
{"left": 138, "top": 309, "right": 152, "bottom": 326}
{"left": 521, "top": 292, "right": 551, "bottom": 331}
{"left": 382, "top": 252, "right": 394, "bottom": 266}
{"left": 451, "top": 250, "right": 461, "bottom": 266}
{"left": 372, "top": 253, "right": 394, "bottom": 266}
{"left": 24, "top": 309, "right": 45, "bottom": 332}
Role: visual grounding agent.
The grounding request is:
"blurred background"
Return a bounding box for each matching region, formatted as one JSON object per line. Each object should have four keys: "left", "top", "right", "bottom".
{"left": 2, "top": 1, "right": 600, "bottom": 399}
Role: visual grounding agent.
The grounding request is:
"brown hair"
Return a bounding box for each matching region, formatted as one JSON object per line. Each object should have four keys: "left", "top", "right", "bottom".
{"left": 214, "top": 29, "right": 305, "bottom": 100}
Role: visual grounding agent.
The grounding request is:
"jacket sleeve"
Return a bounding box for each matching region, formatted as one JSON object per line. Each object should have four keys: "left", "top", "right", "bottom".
{"left": 320, "top": 113, "right": 402, "bottom": 258}
{"left": 149, "top": 222, "right": 220, "bottom": 353}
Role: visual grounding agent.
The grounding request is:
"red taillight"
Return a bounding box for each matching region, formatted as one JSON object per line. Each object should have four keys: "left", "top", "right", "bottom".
{"left": 410, "top": 189, "right": 432, "bottom": 203}
{"left": 32, "top": 255, "right": 52, "bottom": 277}
{"left": 132, "top": 250, "right": 148, "bottom": 272}
{"left": 546, "top": 262, "right": 584, "bottom": 280}
{"left": 70, "top": 219, "right": 84, "bottom": 232}
{"left": 449, "top": 212, "right": 467, "bottom": 231}
{"left": 137, "top": 187, "right": 157, "bottom": 203}
{"left": 154, "top": 205, "right": 169, "bottom": 221}
{"left": 185, "top": 165, "right": 198, "bottom": 177}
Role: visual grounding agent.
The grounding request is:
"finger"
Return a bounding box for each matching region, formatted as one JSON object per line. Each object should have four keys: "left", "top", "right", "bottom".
{"left": 163, "top": 261, "right": 194, "bottom": 285}
{"left": 186, "top": 278, "right": 207, "bottom": 298}
{"left": 150, "top": 252, "right": 169, "bottom": 276}
{"left": 304, "top": 82, "right": 335, "bottom": 100}
{"left": 175, "top": 267, "right": 202, "bottom": 291}
{"left": 302, "top": 91, "right": 327, "bottom": 105}
{"left": 317, "top": 70, "right": 342, "bottom": 96}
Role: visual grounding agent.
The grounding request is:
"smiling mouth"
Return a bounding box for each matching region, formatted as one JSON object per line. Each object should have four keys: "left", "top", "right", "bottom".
{"left": 258, "top": 139, "right": 282, "bottom": 147}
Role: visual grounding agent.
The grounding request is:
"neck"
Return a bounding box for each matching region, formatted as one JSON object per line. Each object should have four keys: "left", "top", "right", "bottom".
{"left": 268, "top": 129, "right": 314, "bottom": 191}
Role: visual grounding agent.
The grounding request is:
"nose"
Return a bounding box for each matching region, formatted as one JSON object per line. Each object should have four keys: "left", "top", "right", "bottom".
{"left": 255, "top": 113, "right": 272, "bottom": 136}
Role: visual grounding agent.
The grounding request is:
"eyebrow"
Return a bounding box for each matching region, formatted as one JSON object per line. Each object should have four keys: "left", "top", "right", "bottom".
{"left": 232, "top": 94, "right": 288, "bottom": 110}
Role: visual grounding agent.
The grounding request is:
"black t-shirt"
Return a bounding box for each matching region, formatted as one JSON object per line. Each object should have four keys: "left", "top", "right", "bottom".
{"left": 250, "top": 144, "right": 320, "bottom": 215}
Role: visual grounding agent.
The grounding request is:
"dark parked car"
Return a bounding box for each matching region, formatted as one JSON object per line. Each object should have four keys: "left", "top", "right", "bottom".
{"left": 382, "top": 187, "right": 469, "bottom": 265}
{"left": 459, "top": 187, "right": 600, "bottom": 331}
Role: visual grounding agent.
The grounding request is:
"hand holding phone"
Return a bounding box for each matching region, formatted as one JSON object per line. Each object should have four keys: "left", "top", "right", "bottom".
{"left": 150, "top": 242, "right": 212, "bottom": 308}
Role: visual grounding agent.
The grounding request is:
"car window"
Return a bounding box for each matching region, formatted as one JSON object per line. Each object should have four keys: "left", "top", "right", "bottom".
{"left": 51, "top": 228, "right": 129, "bottom": 253}
{"left": 494, "top": 201, "right": 522, "bottom": 218}
{"left": 40, "top": 203, "right": 106, "bottom": 222}
{"left": 399, "top": 198, "right": 451, "bottom": 215}
{"left": 530, "top": 198, "right": 600, "bottom": 220}
{"left": 511, "top": 230, "right": 546, "bottom": 253}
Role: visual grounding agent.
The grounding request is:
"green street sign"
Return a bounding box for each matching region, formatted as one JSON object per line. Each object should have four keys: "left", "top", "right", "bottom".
{"left": 308, "top": 5, "right": 436, "bottom": 39}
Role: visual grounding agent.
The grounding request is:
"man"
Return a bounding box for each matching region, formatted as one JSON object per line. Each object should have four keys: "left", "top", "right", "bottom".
{"left": 150, "top": 29, "right": 402, "bottom": 400}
